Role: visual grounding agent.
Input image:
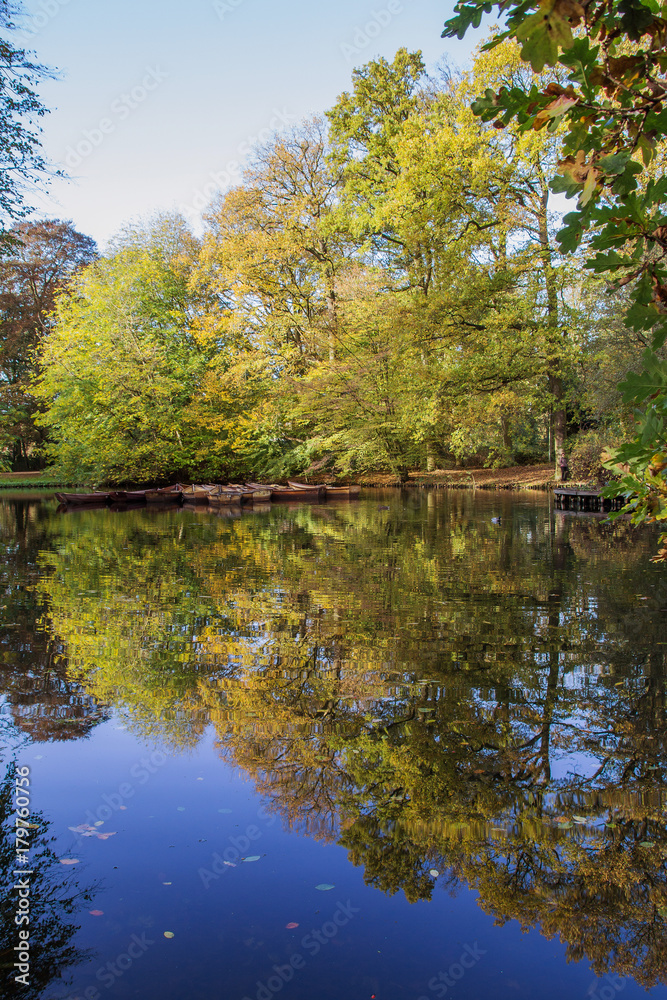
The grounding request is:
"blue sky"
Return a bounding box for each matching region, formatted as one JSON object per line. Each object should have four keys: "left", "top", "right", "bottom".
{"left": 18, "top": 0, "right": 485, "bottom": 249}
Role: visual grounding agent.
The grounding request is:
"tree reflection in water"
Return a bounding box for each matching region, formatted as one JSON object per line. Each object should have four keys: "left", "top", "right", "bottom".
{"left": 0, "top": 761, "right": 94, "bottom": 998}
{"left": 11, "top": 493, "right": 667, "bottom": 988}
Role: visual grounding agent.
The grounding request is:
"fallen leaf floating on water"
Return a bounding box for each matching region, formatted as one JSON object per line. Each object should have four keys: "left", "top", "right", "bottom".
{"left": 315, "top": 883, "right": 335, "bottom": 891}
{"left": 243, "top": 856, "right": 261, "bottom": 863}
{"left": 68, "top": 825, "right": 115, "bottom": 840}
{"left": 89, "top": 910, "right": 104, "bottom": 917}
{"left": 60, "top": 858, "right": 80, "bottom": 865}
{"left": 286, "top": 922, "right": 299, "bottom": 929}
{"left": 163, "top": 932, "right": 175, "bottom": 939}
{"left": 163, "top": 882, "right": 172, "bottom": 885}
{"left": 223, "top": 861, "right": 236, "bottom": 868}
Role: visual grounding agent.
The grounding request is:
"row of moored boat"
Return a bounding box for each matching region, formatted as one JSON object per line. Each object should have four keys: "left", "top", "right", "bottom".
{"left": 55, "top": 481, "right": 361, "bottom": 508}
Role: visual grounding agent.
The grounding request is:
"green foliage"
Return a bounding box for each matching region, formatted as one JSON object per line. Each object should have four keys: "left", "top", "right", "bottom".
{"left": 26, "top": 42, "right": 660, "bottom": 499}
{"left": 443, "top": 0, "right": 667, "bottom": 555}
{"left": 34, "top": 215, "right": 218, "bottom": 484}
{"left": 0, "top": 1, "right": 57, "bottom": 244}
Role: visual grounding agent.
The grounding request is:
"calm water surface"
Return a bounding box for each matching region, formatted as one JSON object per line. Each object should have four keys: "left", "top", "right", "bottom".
{"left": 1, "top": 489, "right": 666, "bottom": 1000}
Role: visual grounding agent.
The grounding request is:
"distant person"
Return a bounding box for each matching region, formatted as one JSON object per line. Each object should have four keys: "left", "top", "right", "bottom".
{"left": 558, "top": 452, "right": 569, "bottom": 482}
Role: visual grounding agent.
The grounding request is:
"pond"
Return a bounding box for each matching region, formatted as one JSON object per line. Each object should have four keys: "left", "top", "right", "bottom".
{"left": 1, "top": 489, "right": 666, "bottom": 1000}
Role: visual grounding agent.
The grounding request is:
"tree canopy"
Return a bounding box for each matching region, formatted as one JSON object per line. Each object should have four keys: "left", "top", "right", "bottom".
{"left": 442, "top": 0, "right": 667, "bottom": 555}
{"left": 10, "top": 32, "right": 660, "bottom": 546}
{"left": 0, "top": 219, "right": 97, "bottom": 468}
{"left": 0, "top": 0, "right": 56, "bottom": 247}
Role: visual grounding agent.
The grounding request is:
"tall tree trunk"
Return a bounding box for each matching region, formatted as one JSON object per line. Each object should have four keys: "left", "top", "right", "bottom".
{"left": 326, "top": 274, "right": 337, "bottom": 363}
{"left": 537, "top": 170, "right": 566, "bottom": 482}
{"left": 500, "top": 413, "right": 512, "bottom": 460}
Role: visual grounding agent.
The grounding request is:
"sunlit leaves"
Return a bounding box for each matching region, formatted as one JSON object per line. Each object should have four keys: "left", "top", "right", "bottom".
{"left": 34, "top": 215, "right": 217, "bottom": 484}
{"left": 442, "top": 1, "right": 667, "bottom": 554}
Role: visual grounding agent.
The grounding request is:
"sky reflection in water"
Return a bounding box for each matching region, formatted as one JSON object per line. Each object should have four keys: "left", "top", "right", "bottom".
{"left": 0, "top": 489, "right": 666, "bottom": 1000}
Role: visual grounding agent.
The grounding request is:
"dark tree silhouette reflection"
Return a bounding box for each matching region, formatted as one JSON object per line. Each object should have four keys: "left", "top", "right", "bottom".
{"left": 0, "top": 761, "right": 94, "bottom": 999}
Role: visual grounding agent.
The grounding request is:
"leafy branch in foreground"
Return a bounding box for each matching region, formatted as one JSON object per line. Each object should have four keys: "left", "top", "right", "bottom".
{"left": 443, "top": 0, "right": 667, "bottom": 557}
{"left": 0, "top": 0, "right": 58, "bottom": 245}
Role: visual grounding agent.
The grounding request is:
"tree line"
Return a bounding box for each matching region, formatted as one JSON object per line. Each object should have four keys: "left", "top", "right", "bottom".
{"left": 1, "top": 41, "right": 654, "bottom": 490}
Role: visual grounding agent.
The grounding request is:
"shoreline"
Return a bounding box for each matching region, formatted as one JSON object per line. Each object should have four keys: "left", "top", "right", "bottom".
{"left": 0, "top": 464, "right": 598, "bottom": 493}
{"left": 357, "top": 464, "right": 592, "bottom": 491}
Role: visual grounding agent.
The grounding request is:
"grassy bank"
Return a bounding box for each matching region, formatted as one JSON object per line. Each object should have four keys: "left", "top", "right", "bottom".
{"left": 0, "top": 471, "right": 82, "bottom": 489}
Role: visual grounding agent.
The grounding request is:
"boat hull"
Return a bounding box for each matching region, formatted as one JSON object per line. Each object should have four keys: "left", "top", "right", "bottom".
{"left": 325, "top": 486, "right": 361, "bottom": 497}
{"left": 288, "top": 481, "right": 360, "bottom": 497}
{"left": 145, "top": 490, "right": 182, "bottom": 504}
{"left": 109, "top": 490, "right": 148, "bottom": 504}
{"left": 287, "top": 481, "right": 327, "bottom": 496}
{"left": 55, "top": 492, "right": 111, "bottom": 506}
{"left": 181, "top": 485, "right": 219, "bottom": 503}
{"left": 207, "top": 492, "right": 243, "bottom": 506}
{"left": 246, "top": 482, "right": 324, "bottom": 501}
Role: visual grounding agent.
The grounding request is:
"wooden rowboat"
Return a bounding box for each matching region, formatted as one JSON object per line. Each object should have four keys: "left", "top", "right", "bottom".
{"left": 286, "top": 481, "right": 327, "bottom": 496}
{"left": 246, "top": 482, "right": 324, "bottom": 502}
{"left": 288, "top": 481, "right": 360, "bottom": 497}
{"left": 324, "top": 485, "right": 361, "bottom": 496}
{"left": 55, "top": 492, "right": 111, "bottom": 506}
{"left": 179, "top": 484, "right": 219, "bottom": 503}
{"left": 109, "top": 490, "right": 148, "bottom": 504}
{"left": 145, "top": 486, "right": 182, "bottom": 504}
{"left": 227, "top": 485, "right": 272, "bottom": 503}
{"left": 208, "top": 491, "right": 243, "bottom": 506}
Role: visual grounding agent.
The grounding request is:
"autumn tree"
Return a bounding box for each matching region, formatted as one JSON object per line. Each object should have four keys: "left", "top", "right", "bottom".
{"left": 327, "top": 48, "right": 555, "bottom": 470}
{"left": 34, "top": 214, "right": 217, "bottom": 484}
{"left": 442, "top": 0, "right": 667, "bottom": 551}
{"left": 0, "top": 219, "right": 97, "bottom": 468}
{"left": 197, "top": 118, "right": 356, "bottom": 477}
